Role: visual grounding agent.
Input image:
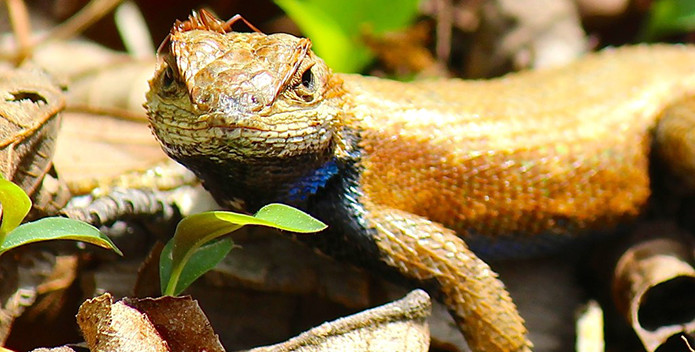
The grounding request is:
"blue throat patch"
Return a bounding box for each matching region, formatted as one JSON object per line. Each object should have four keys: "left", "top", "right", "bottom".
{"left": 283, "top": 160, "right": 340, "bottom": 202}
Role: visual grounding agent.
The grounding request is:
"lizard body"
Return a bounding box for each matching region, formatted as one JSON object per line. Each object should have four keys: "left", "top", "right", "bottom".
{"left": 146, "top": 10, "right": 695, "bottom": 352}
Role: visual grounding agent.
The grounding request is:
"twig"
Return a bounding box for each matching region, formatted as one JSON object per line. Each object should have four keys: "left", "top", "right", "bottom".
{"left": 683, "top": 335, "right": 695, "bottom": 352}
{"left": 114, "top": 1, "right": 154, "bottom": 58}
{"left": 37, "top": 0, "right": 124, "bottom": 44}
{"left": 5, "top": 0, "right": 33, "bottom": 65}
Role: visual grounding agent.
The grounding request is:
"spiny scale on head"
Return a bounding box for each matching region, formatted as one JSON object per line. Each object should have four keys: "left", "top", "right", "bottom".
{"left": 172, "top": 9, "right": 263, "bottom": 36}
{"left": 172, "top": 9, "right": 228, "bottom": 34}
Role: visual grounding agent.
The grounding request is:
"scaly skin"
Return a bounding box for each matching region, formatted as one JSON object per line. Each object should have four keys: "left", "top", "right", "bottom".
{"left": 146, "top": 10, "right": 695, "bottom": 352}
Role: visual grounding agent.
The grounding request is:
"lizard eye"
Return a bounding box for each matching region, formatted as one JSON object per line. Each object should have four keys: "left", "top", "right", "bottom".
{"left": 293, "top": 65, "right": 318, "bottom": 103}
{"left": 301, "top": 67, "right": 314, "bottom": 91}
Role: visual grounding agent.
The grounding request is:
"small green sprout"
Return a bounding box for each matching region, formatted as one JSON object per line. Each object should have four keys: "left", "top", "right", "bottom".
{"left": 159, "top": 203, "right": 327, "bottom": 296}
{"left": 0, "top": 177, "right": 121, "bottom": 256}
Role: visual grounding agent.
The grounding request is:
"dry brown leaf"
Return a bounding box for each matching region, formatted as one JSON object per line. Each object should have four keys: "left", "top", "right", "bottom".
{"left": 31, "top": 40, "right": 134, "bottom": 84}
{"left": 247, "top": 289, "right": 431, "bottom": 352}
{"left": 53, "top": 111, "right": 170, "bottom": 194}
{"left": 0, "top": 255, "right": 26, "bottom": 344}
{"left": 30, "top": 347, "right": 78, "bottom": 352}
{"left": 67, "top": 58, "right": 156, "bottom": 121}
{"left": 76, "top": 292, "right": 170, "bottom": 352}
{"left": 4, "top": 251, "right": 88, "bottom": 350}
{"left": 124, "top": 296, "right": 225, "bottom": 352}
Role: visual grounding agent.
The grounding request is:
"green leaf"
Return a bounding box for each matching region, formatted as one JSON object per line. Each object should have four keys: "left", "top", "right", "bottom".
{"left": 161, "top": 204, "right": 326, "bottom": 296}
{"left": 254, "top": 203, "right": 329, "bottom": 232}
{"left": 160, "top": 237, "right": 234, "bottom": 296}
{"left": 0, "top": 217, "right": 122, "bottom": 256}
{"left": 274, "top": 0, "right": 421, "bottom": 72}
{"left": 0, "top": 178, "right": 31, "bottom": 243}
{"left": 642, "top": 0, "right": 695, "bottom": 41}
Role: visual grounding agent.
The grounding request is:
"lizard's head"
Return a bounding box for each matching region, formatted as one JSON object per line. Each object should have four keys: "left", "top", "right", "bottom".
{"left": 146, "top": 10, "right": 348, "bottom": 209}
{"left": 146, "top": 10, "right": 347, "bottom": 161}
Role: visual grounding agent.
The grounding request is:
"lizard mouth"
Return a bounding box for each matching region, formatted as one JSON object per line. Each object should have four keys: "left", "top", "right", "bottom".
{"left": 205, "top": 113, "right": 273, "bottom": 133}
{"left": 209, "top": 124, "right": 270, "bottom": 136}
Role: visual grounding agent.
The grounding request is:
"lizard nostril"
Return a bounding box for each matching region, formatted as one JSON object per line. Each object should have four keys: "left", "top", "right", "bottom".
{"left": 194, "top": 93, "right": 213, "bottom": 112}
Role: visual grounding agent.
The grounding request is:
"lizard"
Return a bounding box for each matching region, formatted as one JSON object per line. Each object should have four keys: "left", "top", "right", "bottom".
{"left": 0, "top": 64, "right": 72, "bottom": 218}
{"left": 145, "top": 9, "right": 695, "bottom": 352}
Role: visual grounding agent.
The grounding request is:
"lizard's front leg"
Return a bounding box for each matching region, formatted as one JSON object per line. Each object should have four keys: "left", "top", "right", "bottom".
{"left": 361, "top": 200, "right": 532, "bottom": 352}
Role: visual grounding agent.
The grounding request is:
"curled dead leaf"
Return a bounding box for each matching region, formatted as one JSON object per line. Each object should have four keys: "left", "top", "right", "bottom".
{"left": 612, "top": 223, "right": 695, "bottom": 352}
